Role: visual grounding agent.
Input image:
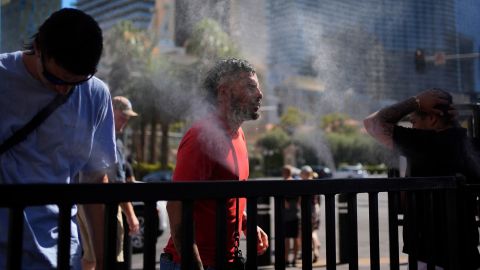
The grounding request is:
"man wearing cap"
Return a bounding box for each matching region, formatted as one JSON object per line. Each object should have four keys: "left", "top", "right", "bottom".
{"left": 364, "top": 88, "right": 480, "bottom": 269}
{"left": 78, "top": 96, "right": 140, "bottom": 270}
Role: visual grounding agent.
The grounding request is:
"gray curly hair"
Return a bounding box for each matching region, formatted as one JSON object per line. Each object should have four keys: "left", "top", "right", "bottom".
{"left": 203, "top": 58, "right": 256, "bottom": 104}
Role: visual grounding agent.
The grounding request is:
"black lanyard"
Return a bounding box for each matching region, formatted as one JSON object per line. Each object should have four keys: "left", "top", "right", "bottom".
{"left": 0, "top": 89, "right": 74, "bottom": 154}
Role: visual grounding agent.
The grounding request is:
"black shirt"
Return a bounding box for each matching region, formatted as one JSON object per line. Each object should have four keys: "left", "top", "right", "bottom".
{"left": 393, "top": 126, "right": 480, "bottom": 268}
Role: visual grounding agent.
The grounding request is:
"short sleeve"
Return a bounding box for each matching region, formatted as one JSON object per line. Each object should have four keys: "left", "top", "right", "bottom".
{"left": 173, "top": 128, "right": 214, "bottom": 182}
{"left": 82, "top": 90, "right": 117, "bottom": 173}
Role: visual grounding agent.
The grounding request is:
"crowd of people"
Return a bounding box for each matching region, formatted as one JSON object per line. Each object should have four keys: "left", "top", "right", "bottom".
{"left": 1, "top": 7, "right": 480, "bottom": 270}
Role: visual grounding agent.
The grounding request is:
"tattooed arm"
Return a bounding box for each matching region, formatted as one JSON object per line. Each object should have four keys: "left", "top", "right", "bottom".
{"left": 363, "top": 89, "right": 449, "bottom": 149}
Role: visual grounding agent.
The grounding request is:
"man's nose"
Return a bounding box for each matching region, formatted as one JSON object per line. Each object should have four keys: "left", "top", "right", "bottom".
{"left": 256, "top": 88, "right": 263, "bottom": 100}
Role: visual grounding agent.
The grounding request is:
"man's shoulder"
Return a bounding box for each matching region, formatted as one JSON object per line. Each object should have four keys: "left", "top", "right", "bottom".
{"left": 77, "top": 76, "right": 111, "bottom": 106}
{"left": 186, "top": 116, "right": 224, "bottom": 138}
{"left": 0, "top": 51, "right": 21, "bottom": 61}
{"left": 0, "top": 51, "right": 22, "bottom": 72}
{"left": 393, "top": 125, "right": 437, "bottom": 142}
{"left": 84, "top": 76, "right": 110, "bottom": 94}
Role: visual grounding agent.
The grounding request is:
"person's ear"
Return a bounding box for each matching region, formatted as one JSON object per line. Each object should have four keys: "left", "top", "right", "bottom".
{"left": 427, "top": 114, "right": 439, "bottom": 127}
{"left": 217, "top": 84, "right": 230, "bottom": 102}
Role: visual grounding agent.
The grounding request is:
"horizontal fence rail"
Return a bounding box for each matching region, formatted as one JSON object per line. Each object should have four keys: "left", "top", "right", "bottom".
{"left": 0, "top": 178, "right": 459, "bottom": 205}
{"left": 0, "top": 177, "right": 467, "bottom": 270}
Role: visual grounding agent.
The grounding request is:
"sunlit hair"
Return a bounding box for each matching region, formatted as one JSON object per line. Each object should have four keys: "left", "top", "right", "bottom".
{"left": 24, "top": 8, "right": 102, "bottom": 76}
{"left": 203, "top": 58, "right": 256, "bottom": 105}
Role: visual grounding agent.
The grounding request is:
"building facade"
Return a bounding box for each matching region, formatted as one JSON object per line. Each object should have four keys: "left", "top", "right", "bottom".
{"left": 266, "top": 0, "right": 478, "bottom": 119}
{"left": 0, "top": 0, "right": 61, "bottom": 53}
{"left": 456, "top": 0, "right": 480, "bottom": 97}
{"left": 76, "top": 0, "right": 155, "bottom": 32}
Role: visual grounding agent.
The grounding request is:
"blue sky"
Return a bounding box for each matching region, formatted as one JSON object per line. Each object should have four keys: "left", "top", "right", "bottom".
{"left": 62, "top": 0, "right": 76, "bottom": 7}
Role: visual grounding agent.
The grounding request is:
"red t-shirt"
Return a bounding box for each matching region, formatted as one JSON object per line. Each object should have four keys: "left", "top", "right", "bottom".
{"left": 164, "top": 115, "right": 249, "bottom": 267}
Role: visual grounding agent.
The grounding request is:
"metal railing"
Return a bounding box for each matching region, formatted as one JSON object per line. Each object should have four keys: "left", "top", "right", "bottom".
{"left": 0, "top": 176, "right": 467, "bottom": 270}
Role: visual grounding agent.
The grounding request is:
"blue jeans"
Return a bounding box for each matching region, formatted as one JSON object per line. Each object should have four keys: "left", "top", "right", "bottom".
{"left": 159, "top": 256, "right": 215, "bottom": 270}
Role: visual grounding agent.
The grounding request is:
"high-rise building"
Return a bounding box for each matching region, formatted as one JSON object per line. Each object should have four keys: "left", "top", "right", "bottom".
{"left": 266, "top": 0, "right": 478, "bottom": 117}
{"left": 456, "top": 0, "right": 480, "bottom": 99}
{"left": 266, "top": 1, "right": 323, "bottom": 84}
{"left": 369, "top": 0, "right": 473, "bottom": 101}
{"left": 0, "top": 0, "right": 61, "bottom": 52}
{"left": 76, "top": 0, "right": 155, "bottom": 32}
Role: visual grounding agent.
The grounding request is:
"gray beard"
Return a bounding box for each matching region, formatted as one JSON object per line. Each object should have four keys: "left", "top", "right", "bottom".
{"left": 232, "top": 107, "right": 260, "bottom": 122}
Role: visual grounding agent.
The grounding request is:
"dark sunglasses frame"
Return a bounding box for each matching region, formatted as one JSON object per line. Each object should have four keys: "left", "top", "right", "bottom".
{"left": 41, "top": 54, "right": 95, "bottom": 86}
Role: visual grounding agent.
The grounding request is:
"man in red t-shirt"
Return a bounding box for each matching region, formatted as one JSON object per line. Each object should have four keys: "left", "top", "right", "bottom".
{"left": 161, "top": 58, "right": 268, "bottom": 269}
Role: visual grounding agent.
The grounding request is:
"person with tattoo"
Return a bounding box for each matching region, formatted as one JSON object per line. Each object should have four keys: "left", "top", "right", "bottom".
{"left": 364, "top": 88, "right": 480, "bottom": 269}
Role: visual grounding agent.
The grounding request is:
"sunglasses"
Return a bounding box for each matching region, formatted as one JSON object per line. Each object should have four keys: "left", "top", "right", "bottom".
{"left": 41, "top": 54, "right": 95, "bottom": 86}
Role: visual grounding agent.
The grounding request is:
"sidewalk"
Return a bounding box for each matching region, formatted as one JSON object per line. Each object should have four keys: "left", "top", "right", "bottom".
{"left": 257, "top": 191, "right": 409, "bottom": 270}
{"left": 259, "top": 256, "right": 409, "bottom": 269}
{"left": 133, "top": 191, "right": 410, "bottom": 269}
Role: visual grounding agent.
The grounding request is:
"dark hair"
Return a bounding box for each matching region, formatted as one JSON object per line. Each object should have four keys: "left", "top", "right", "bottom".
{"left": 203, "top": 58, "right": 256, "bottom": 104}
{"left": 24, "top": 8, "right": 103, "bottom": 76}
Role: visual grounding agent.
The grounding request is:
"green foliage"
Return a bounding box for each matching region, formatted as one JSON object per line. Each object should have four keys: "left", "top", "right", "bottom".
{"left": 321, "top": 113, "right": 357, "bottom": 134}
{"left": 293, "top": 140, "right": 321, "bottom": 166}
{"left": 256, "top": 128, "right": 290, "bottom": 151}
{"left": 256, "top": 128, "right": 290, "bottom": 176}
{"left": 325, "top": 132, "right": 385, "bottom": 165}
{"left": 104, "top": 21, "right": 154, "bottom": 96}
{"left": 319, "top": 112, "right": 387, "bottom": 166}
{"left": 185, "top": 18, "right": 239, "bottom": 60}
{"left": 248, "top": 154, "right": 264, "bottom": 178}
{"left": 133, "top": 162, "right": 161, "bottom": 180}
{"left": 280, "top": 107, "right": 308, "bottom": 135}
{"left": 364, "top": 163, "right": 388, "bottom": 174}
{"left": 133, "top": 162, "right": 175, "bottom": 180}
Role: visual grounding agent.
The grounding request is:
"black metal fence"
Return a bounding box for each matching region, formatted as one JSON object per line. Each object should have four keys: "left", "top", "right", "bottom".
{"left": 0, "top": 176, "right": 471, "bottom": 270}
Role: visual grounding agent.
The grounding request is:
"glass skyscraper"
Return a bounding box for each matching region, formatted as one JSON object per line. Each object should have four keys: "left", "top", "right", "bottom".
{"left": 266, "top": 0, "right": 478, "bottom": 107}
{"left": 76, "top": 0, "right": 155, "bottom": 32}
{"left": 0, "top": 0, "right": 61, "bottom": 53}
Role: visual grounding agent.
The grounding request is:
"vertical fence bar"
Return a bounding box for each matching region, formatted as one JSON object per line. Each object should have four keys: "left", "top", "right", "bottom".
{"left": 347, "top": 193, "right": 358, "bottom": 270}
{"left": 274, "top": 196, "right": 286, "bottom": 270}
{"left": 368, "top": 192, "right": 380, "bottom": 270}
{"left": 246, "top": 197, "right": 258, "bottom": 270}
{"left": 143, "top": 201, "right": 158, "bottom": 270}
{"left": 325, "top": 194, "right": 336, "bottom": 270}
{"left": 104, "top": 203, "right": 118, "bottom": 270}
{"left": 426, "top": 192, "right": 435, "bottom": 270}
{"left": 122, "top": 213, "right": 132, "bottom": 270}
{"left": 181, "top": 200, "right": 194, "bottom": 270}
{"left": 445, "top": 189, "right": 459, "bottom": 270}
{"left": 216, "top": 198, "right": 227, "bottom": 270}
{"left": 407, "top": 193, "right": 417, "bottom": 270}
{"left": 57, "top": 203, "right": 72, "bottom": 269}
{"left": 7, "top": 206, "right": 24, "bottom": 270}
{"left": 301, "top": 195, "right": 312, "bottom": 270}
{"left": 387, "top": 192, "right": 400, "bottom": 270}
{"left": 338, "top": 193, "right": 349, "bottom": 264}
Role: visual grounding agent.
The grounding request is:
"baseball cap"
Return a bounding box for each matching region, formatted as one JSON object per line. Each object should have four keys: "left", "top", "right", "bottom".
{"left": 113, "top": 96, "right": 138, "bottom": 117}
{"left": 301, "top": 165, "right": 313, "bottom": 174}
